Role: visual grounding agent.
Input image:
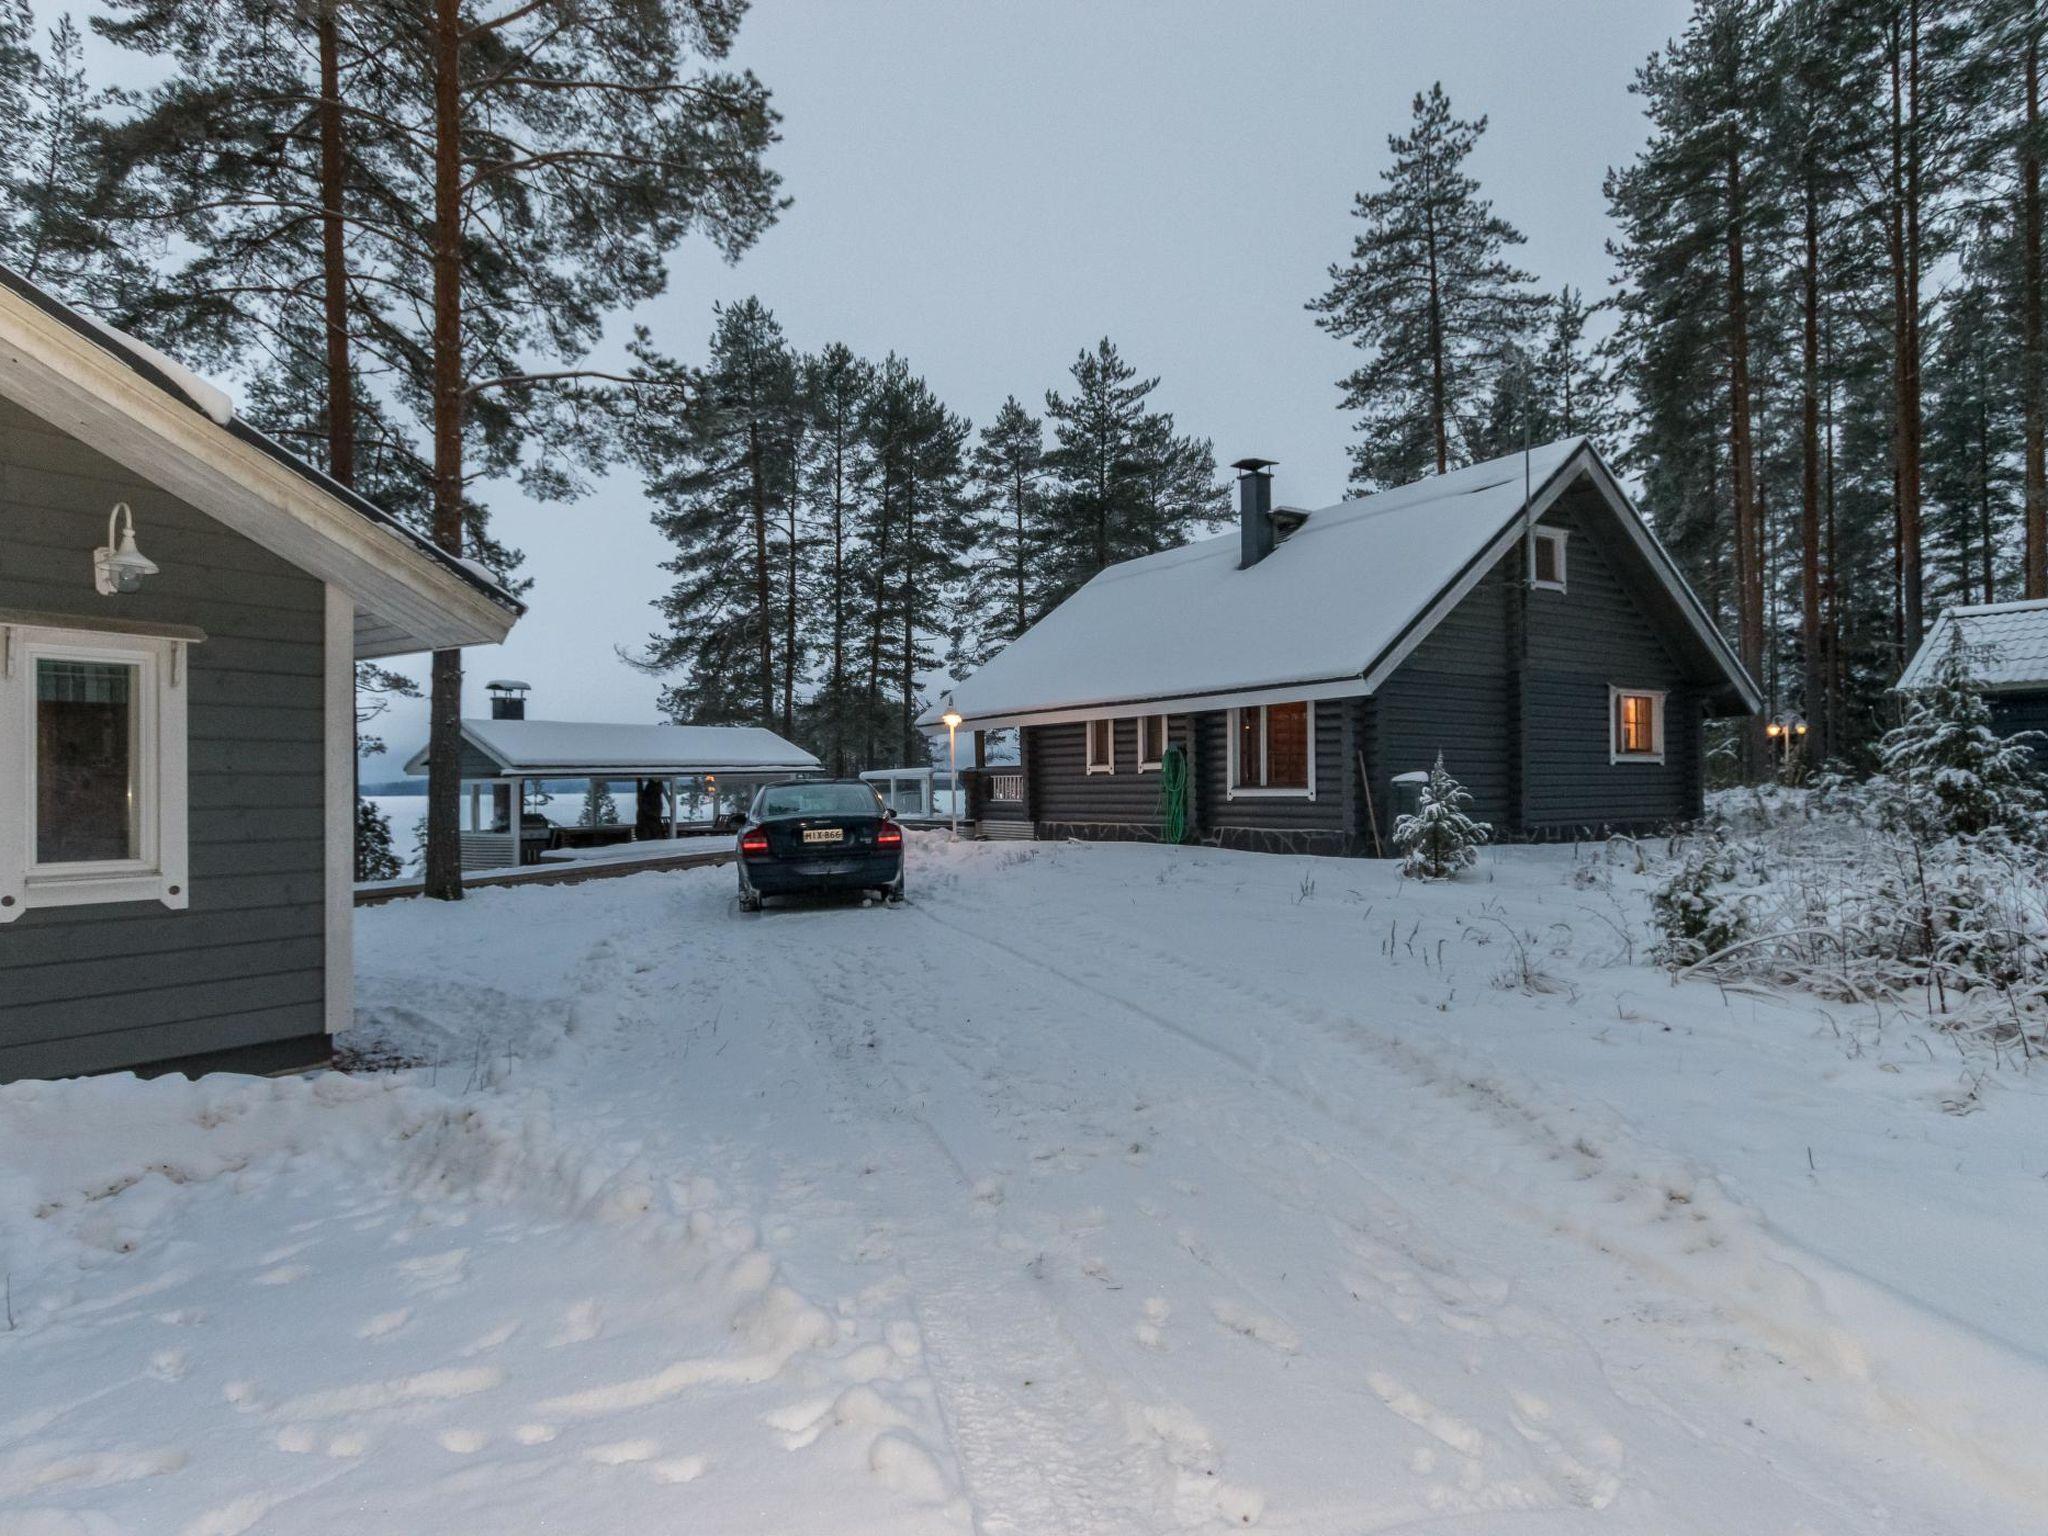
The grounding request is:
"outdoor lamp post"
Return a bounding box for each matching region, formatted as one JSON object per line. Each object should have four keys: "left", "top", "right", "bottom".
{"left": 942, "top": 709, "right": 964, "bottom": 840}
{"left": 93, "top": 502, "right": 159, "bottom": 595}
{"left": 1765, "top": 713, "right": 1809, "bottom": 780}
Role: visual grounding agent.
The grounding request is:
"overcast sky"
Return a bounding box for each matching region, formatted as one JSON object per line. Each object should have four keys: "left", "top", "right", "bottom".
{"left": 353, "top": 0, "right": 1691, "bottom": 778}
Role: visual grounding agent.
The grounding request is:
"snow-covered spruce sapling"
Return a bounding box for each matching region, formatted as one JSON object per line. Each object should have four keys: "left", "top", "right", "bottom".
{"left": 1875, "top": 627, "right": 2046, "bottom": 844}
{"left": 1394, "top": 754, "right": 1491, "bottom": 879}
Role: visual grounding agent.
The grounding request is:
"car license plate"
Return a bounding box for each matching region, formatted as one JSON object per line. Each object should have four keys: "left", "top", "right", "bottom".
{"left": 802, "top": 827, "right": 844, "bottom": 845}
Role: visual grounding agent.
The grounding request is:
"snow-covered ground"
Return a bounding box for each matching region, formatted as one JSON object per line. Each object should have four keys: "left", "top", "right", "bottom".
{"left": 6, "top": 836, "right": 2048, "bottom": 1533}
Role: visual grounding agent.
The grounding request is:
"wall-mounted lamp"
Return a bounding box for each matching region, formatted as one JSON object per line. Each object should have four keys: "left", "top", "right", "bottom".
{"left": 94, "top": 503, "right": 159, "bottom": 595}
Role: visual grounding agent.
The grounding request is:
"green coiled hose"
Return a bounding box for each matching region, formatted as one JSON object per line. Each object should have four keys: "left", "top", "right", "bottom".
{"left": 1158, "top": 743, "right": 1191, "bottom": 844}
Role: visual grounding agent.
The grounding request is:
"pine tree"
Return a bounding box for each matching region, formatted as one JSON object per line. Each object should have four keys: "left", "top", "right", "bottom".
{"left": 1038, "top": 339, "right": 1221, "bottom": 610}
{"left": 799, "top": 343, "right": 874, "bottom": 775}
{"left": 1924, "top": 236, "right": 2022, "bottom": 609}
{"left": 1393, "top": 753, "right": 1491, "bottom": 879}
{"left": 1879, "top": 623, "right": 2045, "bottom": 839}
{"left": 967, "top": 396, "right": 1046, "bottom": 654}
{"left": 0, "top": 10, "right": 139, "bottom": 305}
{"left": 1309, "top": 83, "right": 1540, "bottom": 490}
{"left": 633, "top": 300, "right": 803, "bottom": 731}
{"left": 1608, "top": 0, "right": 1781, "bottom": 774}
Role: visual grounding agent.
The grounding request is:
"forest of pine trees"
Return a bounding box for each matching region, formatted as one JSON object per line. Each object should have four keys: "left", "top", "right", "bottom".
{"left": 627, "top": 312, "right": 1221, "bottom": 775}
{"left": 1320, "top": 3, "right": 2047, "bottom": 773}
{"left": 4, "top": 0, "right": 2045, "bottom": 882}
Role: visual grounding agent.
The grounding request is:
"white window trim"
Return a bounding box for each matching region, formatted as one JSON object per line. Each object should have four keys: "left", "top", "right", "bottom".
{"left": 1085, "top": 717, "right": 1116, "bottom": 775}
{"left": 1609, "top": 686, "right": 1667, "bottom": 765}
{"left": 0, "top": 622, "right": 190, "bottom": 921}
{"left": 1137, "top": 714, "right": 1168, "bottom": 772}
{"left": 1225, "top": 701, "right": 1317, "bottom": 800}
{"left": 1531, "top": 526, "right": 1568, "bottom": 592}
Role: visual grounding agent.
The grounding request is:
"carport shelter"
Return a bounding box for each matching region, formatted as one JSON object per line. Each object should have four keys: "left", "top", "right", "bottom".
{"left": 404, "top": 714, "right": 820, "bottom": 870}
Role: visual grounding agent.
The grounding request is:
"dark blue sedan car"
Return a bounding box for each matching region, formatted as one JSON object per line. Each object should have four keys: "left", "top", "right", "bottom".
{"left": 735, "top": 779, "right": 904, "bottom": 912}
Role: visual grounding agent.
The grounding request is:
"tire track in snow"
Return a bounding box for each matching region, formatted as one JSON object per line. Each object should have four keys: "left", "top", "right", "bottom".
{"left": 765, "top": 914, "right": 1180, "bottom": 1536}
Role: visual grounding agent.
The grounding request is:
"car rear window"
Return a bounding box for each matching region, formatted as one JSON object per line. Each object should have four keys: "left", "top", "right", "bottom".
{"left": 755, "top": 784, "right": 885, "bottom": 819}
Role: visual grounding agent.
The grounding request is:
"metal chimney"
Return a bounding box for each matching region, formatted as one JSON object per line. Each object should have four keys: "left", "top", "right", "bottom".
{"left": 1233, "top": 458, "right": 1277, "bottom": 569}
{"left": 486, "top": 679, "right": 530, "bottom": 720}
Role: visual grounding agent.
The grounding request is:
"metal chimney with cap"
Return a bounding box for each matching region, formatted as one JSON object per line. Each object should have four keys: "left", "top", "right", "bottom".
{"left": 486, "top": 679, "right": 531, "bottom": 720}
{"left": 1233, "top": 457, "right": 1277, "bottom": 569}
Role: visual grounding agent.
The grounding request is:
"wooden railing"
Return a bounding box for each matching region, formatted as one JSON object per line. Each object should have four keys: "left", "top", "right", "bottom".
{"left": 988, "top": 772, "right": 1025, "bottom": 803}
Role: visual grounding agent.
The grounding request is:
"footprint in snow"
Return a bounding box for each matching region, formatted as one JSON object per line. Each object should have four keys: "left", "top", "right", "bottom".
{"left": 250, "top": 1263, "right": 311, "bottom": 1287}
{"left": 547, "top": 1299, "right": 602, "bottom": 1347}
{"left": 1209, "top": 1300, "right": 1299, "bottom": 1355}
{"left": 356, "top": 1308, "right": 412, "bottom": 1341}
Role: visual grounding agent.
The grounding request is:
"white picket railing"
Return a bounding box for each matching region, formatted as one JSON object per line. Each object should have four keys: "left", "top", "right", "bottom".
{"left": 988, "top": 773, "right": 1025, "bottom": 803}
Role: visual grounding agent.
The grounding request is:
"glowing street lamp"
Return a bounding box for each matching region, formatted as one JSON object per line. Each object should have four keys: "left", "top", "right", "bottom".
{"left": 941, "top": 708, "right": 964, "bottom": 840}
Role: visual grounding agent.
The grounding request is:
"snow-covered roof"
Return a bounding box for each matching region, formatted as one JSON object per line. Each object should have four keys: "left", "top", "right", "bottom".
{"left": 923, "top": 438, "right": 1759, "bottom": 729}
{"left": 1899, "top": 598, "right": 2048, "bottom": 692}
{"left": 406, "top": 718, "right": 822, "bottom": 777}
{"left": 0, "top": 262, "right": 520, "bottom": 658}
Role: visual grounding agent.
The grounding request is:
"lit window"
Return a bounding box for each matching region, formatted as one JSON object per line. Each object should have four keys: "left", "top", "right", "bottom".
{"left": 1532, "top": 527, "right": 1568, "bottom": 591}
{"left": 1228, "top": 701, "right": 1314, "bottom": 797}
{"left": 1610, "top": 688, "right": 1665, "bottom": 763}
{"left": 1137, "top": 714, "right": 1169, "bottom": 770}
{"left": 1, "top": 624, "right": 191, "bottom": 920}
{"left": 1085, "top": 718, "right": 1115, "bottom": 774}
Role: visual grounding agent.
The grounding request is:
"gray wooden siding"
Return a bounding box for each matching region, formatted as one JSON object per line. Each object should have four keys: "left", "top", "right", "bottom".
{"left": 1370, "top": 477, "right": 1712, "bottom": 839}
{"left": 1372, "top": 562, "right": 1514, "bottom": 829}
{"left": 1191, "top": 703, "right": 1348, "bottom": 836}
{"left": 1522, "top": 483, "right": 1697, "bottom": 830}
{"left": 1027, "top": 717, "right": 1169, "bottom": 827}
{"left": 0, "top": 394, "right": 329, "bottom": 1080}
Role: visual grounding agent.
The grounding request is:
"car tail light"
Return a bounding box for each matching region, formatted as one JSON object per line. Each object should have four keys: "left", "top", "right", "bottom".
{"left": 875, "top": 821, "right": 903, "bottom": 849}
{"left": 739, "top": 826, "right": 770, "bottom": 857}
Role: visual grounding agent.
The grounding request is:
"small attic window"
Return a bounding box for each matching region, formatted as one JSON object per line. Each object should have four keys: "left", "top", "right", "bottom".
{"left": 1531, "top": 527, "right": 1568, "bottom": 592}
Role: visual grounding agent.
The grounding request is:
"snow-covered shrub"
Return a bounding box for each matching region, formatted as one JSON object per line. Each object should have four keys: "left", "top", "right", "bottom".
{"left": 1873, "top": 627, "right": 2046, "bottom": 844}
{"left": 1648, "top": 825, "right": 1752, "bottom": 965}
{"left": 1393, "top": 754, "right": 1490, "bottom": 880}
{"left": 1647, "top": 795, "right": 2048, "bottom": 1050}
{"left": 356, "top": 798, "right": 402, "bottom": 882}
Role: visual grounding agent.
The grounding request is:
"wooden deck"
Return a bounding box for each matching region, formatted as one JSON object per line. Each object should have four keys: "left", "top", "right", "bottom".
{"left": 355, "top": 843, "right": 735, "bottom": 907}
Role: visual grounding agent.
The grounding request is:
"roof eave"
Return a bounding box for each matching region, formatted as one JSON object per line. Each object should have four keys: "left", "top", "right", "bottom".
{"left": 0, "top": 269, "right": 520, "bottom": 656}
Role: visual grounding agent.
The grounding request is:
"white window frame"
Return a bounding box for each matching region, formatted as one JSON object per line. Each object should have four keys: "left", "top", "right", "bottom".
{"left": 1531, "top": 526, "right": 1569, "bottom": 592}
{"left": 0, "top": 623, "right": 190, "bottom": 921}
{"left": 1225, "top": 701, "right": 1316, "bottom": 800}
{"left": 1609, "top": 686, "right": 1666, "bottom": 765}
{"left": 1137, "top": 714, "right": 1169, "bottom": 772}
{"left": 1084, "top": 717, "right": 1116, "bottom": 775}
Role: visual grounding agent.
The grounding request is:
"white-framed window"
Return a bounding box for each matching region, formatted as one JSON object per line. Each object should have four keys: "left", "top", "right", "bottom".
{"left": 1137, "top": 714, "right": 1169, "bottom": 771}
{"left": 1609, "top": 686, "right": 1666, "bottom": 764}
{"left": 1085, "top": 717, "right": 1115, "bottom": 775}
{"left": 1532, "top": 526, "right": 1568, "bottom": 592}
{"left": 0, "top": 623, "right": 190, "bottom": 921}
{"left": 1227, "top": 701, "right": 1315, "bottom": 799}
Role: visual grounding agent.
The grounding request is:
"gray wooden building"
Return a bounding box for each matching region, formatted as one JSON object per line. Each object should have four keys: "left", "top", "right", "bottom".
{"left": 925, "top": 439, "right": 1761, "bottom": 856}
{"left": 0, "top": 264, "right": 520, "bottom": 1081}
{"left": 1898, "top": 598, "right": 2048, "bottom": 763}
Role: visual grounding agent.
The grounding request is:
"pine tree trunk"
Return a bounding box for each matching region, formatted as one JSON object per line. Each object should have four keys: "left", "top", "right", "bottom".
{"left": 900, "top": 467, "right": 916, "bottom": 763}
{"left": 748, "top": 421, "right": 774, "bottom": 729}
{"left": 423, "top": 0, "right": 465, "bottom": 903}
{"left": 830, "top": 435, "right": 846, "bottom": 776}
{"left": 1800, "top": 184, "right": 1825, "bottom": 761}
{"left": 1424, "top": 202, "right": 1448, "bottom": 475}
{"left": 863, "top": 456, "right": 894, "bottom": 770}
{"left": 1888, "top": 12, "right": 1926, "bottom": 656}
{"left": 2025, "top": 5, "right": 2046, "bottom": 597}
{"left": 1725, "top": 147, "right": 1764, "bottom": 776}
{"left": 1012, "top": 467, "right": 1027, "bottom": 636}
{"left": 782, "top": 449, "right": 796, "bottom": 737}
{"left": 316, "top": 0, "right": 354, "bottom": 490}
